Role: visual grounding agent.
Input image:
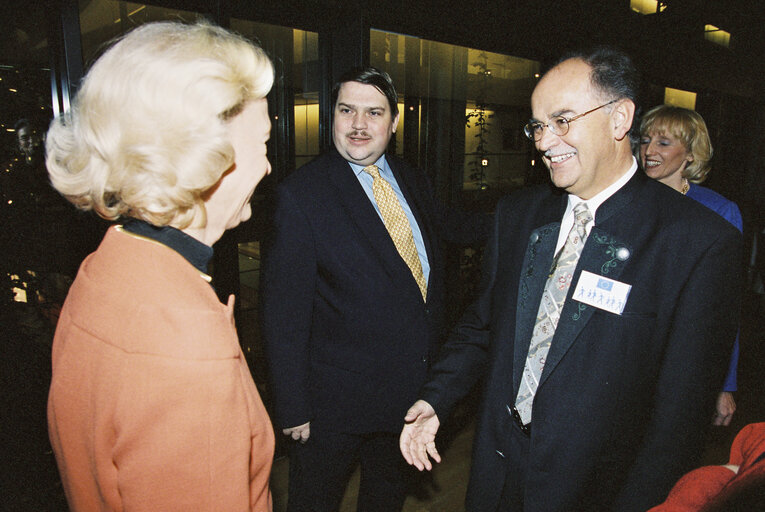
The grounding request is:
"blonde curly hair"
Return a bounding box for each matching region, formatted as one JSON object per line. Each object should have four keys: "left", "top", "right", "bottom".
{"left": 640, "top": 105, "right": 713, "bottom": 184}
{"left": 45, "top": 21, "right": 273, "bottom": 228}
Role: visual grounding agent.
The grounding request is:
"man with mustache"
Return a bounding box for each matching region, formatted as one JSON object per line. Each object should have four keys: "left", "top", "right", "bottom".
{"left": 400, "top": 47, "right": 742, "bottom": 511}
{"left": 262, "top": 67, "right": 487, "bottom": 511}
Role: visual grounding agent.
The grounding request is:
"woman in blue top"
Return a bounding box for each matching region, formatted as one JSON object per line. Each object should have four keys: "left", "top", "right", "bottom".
{"left": 640, "top": 104, "right": 742, "bottom": 426}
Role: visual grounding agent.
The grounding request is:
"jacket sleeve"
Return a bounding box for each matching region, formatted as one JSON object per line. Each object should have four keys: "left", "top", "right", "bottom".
{"left": 419, "top": 198, "right": 504, "bottom": 420}
{"left": 260, "top": 185, "right": 317, "bottom": 429}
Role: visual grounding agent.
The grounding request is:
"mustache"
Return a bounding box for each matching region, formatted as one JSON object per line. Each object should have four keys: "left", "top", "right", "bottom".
{"left": 347, "top": 131, "right": 371, "bottom": 138}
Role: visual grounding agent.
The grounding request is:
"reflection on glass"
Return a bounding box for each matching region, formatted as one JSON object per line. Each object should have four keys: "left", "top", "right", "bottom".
{"left": 294, "top": 96, "right": 319, "bottom": 169}
{"left": 231, "top": 19, "right": 320, "bottom": 171}
{"left": 704, "top": 24, "right": 731, "bottom": 48}
{"left": 227, "top": 22, "right": 320, "bottom": 457}
{"left": 79, "top": 1, "right": 200, "bottom": 67}
{"left": 227, "top": 21, "right": 321, "bottom": 378}
{"left": 1, "top": 3, "right": 51, "bottom": 153}
{"left": 664, "top": 87, "right": 697, "bottom": 110}
{"left": 2, "top": 4, "right": 58, "bottom": 308}
{"left": 370, "top": 29, "right": 540, "bottom": 197}
{"left": 4, "top": 8, "right": 101, "bottom": 508}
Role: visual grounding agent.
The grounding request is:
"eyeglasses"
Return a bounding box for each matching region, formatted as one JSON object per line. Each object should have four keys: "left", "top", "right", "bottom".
{"left": 523, "top": 99, "right": 618, "bottom": 141}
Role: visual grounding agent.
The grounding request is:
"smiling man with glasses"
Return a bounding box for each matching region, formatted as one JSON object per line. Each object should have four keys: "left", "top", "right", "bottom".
{"left": 524, "top": 99, "right": 618, "bottom": 142}
{"left": 401, "top": 47, "right": 742, "bottom": 512}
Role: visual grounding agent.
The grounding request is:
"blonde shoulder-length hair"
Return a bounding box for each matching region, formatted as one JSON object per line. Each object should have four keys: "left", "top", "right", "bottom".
{"left": 640, "top": 104, "right": 713, "bottom": 184}
{"left": 45, "top": 21, "right": 274, "bottom": 228}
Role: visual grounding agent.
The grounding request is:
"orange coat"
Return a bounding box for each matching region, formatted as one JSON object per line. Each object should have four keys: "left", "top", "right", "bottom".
{"left": 48, "top": 226, "right": 274, "bottom": 511}
{"left": 648, "top": 422, "right": 765, "bottom": 511}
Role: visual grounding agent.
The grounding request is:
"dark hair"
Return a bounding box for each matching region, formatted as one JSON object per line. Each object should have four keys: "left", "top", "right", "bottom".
{"left": 14, "top": 118, "right": 31, "bottom": 132}
{"left": 331, "top": 67, "right": 398, "bottom": 117}
{"left": 553, "top": 46, "right": 641, "bottom": 143}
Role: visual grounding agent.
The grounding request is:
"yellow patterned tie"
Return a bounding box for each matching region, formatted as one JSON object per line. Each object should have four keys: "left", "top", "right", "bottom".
{"left": 363, "top": 165, "right": 427, "bottom": 301}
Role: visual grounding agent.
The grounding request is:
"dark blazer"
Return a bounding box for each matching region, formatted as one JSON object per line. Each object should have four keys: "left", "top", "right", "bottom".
{"left": 261, "top": 150, "right": 486, "bottom": 434}
{"left": 421, "top": 171, "right": 742, "bottom": 512}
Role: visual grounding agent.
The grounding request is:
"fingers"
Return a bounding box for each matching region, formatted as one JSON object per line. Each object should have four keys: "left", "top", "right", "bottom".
{"left": 282, "top": 422, "right": 311, "bottom": 443}
{"left": 712, "top": 410, "right": 733, "bottom": 426}
{"left": 408, "top": 437, "right": 430, "bottom": 471}
{"left": 399, "top": 427, "right": 440, "bottom": 471}
{"left": 404, "top": 402, "right": 425, "bottom": 422}
{"left": 400, "top": 400, "right": 441, "bottom": 470}
{"left": 717, "top": 413, "right": 732, "bottom": 427}
{"left": 413, "top": 441, "right": 429, "bottom": 471}
{"left": 426, "top": 440, "right": 442, "bottom": 465}
{"left": 399, "top": 426, "right": 425, "bottom": 468}
{"left": 713, "top": 393, "right": 736, "bottom": 426}
{"left": 413, "top": 440, "right": 439, "bottom": 471}
{"left": 290, "top": 428, "right": 308, "bottom": 442}
{"left": 404, "top": 399, "right": 436, "bottom": 422}
{"left": 399, "top": 428, "right": 414, "bottom": 465}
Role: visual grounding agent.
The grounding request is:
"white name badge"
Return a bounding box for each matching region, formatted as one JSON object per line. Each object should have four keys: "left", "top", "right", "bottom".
{"left": 572, "top": 270, "right": 632, "bottom": 315}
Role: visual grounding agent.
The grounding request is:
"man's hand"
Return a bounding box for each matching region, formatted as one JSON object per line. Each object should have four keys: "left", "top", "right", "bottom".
{"left": 283, "top": 422, "right": 311, "bottom": 443}
{"left": 713, "top": 392, "right": 736, "bottom": 426}
{"left": 400, "top": 400, "right": 441, "bottom": 471}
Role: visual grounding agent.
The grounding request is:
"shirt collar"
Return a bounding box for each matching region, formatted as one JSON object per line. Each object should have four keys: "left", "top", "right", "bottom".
{"left": 566, "top": 157, "right": 638, "bottom": 222}
{"left": 120, "top": 218, "right": 214, "bottom": 276}
{"left": 349, "top": 155, "right": 388, "bottom": 177}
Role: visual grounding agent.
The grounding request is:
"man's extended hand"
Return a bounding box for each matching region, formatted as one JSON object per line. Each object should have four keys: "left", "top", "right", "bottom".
{"left": 400, "top": 400, "right": 441, "bottom": 471}
{"left": 283, "top": 422, "right": 311, "bottom": 443}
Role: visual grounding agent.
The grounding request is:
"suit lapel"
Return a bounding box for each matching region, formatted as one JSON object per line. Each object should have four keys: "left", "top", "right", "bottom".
{"left": 539, "top": 228, "right": 634, "bottom": 386}
{"left": 324, "top": 152, "right": 423, "bottom": 293}
{"left": 538, "top": 173, "right": 642, "bottom": 388}
{"left": 388, "top": 157, "right": 435, "bottom": 274}
{"left": 513, "top": 221, "right": 559, "bottom": 387}
{"left": 513, "top": 193, "right": 566, "bottom": 389}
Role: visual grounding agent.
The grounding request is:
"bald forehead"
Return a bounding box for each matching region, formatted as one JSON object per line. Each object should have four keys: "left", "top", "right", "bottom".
{"left": 531, "top": 58, "right": 597, "bottom": 116}
{"left": 535, "top": 59, "right": 593, "bottom": 98}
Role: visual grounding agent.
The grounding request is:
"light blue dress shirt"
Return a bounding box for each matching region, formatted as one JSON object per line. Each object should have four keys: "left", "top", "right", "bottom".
{"left": 349, "top": 155, "right": 431, "bottom": 285}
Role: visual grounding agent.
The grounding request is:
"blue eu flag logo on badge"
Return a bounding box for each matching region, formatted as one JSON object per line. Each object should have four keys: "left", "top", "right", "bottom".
{"left": 596, "top": 278, "right": 613, "bottom": 291}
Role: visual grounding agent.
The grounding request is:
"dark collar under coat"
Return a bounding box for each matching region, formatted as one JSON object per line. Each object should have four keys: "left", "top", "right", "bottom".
{"left": 121, "top": 218, "right": 213, "bottom": 275}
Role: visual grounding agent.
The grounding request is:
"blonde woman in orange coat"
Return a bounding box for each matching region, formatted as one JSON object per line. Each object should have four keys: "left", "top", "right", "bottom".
{"left": 45, "top": 21, "right": 275, "bottom": 511}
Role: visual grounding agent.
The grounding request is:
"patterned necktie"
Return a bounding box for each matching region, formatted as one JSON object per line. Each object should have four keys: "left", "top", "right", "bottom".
{"left": 363, "top": 165, "right": 428, "bottom": 301}
{"left": 514, "top": 202, "right": 593, "bottom": 425}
